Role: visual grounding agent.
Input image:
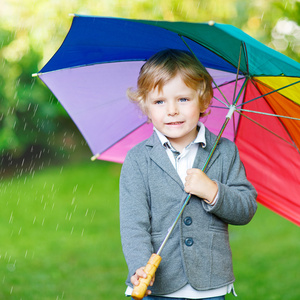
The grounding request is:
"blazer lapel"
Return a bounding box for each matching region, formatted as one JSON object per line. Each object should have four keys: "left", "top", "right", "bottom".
{"left": 193, "top": 129, "right": 220, "bottom": 172}
{"left": 146, "top": 133, "right": 184, "bottom": 188}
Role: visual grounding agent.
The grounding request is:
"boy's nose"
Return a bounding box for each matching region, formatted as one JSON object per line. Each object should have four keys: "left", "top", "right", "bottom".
{"left": 167, "top": 102, "right": 179, "bottom": 116}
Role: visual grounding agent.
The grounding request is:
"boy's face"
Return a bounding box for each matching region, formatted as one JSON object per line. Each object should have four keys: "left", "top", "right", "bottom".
{"left": 146, "top": 74, "right": 206, "bottom": 151}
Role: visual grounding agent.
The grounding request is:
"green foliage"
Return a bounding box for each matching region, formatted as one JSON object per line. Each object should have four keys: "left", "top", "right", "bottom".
{"left": 0, "top": 0, "right": 299, "bottom": 160}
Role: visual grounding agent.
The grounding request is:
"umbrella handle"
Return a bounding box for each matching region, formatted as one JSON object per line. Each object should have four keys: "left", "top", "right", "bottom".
{"left": 131, "top": 253, "right": 162, "bottom": 300}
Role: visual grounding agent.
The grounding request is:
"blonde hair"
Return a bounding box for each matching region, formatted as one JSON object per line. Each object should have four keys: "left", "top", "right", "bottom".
{"left": 127, "top": 49, "right": 213, "bottom": 118}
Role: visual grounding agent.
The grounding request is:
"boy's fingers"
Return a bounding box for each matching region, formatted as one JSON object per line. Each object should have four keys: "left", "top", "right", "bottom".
{"left": 136, "top": 268, "right": 147, "bottom": 278}
{"left": 130, "top": 273, "right": 138, "bottom": 286}
{"left": 187, "top": 168, "right": 202, "bottom": 173}
{"left": 131, "top": 267, "right": 148, "bottom": 286}
{"left": 186, "top": 168, "right": 196, "bottom": 174}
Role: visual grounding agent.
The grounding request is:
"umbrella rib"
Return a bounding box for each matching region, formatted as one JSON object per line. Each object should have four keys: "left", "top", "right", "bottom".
{"left": 236, "top": 111, "right": 296, "bottom": 148}
{"left": 212, "top": 96, "right": 229, "bottom": 107}
{"left": 236, "top": 79, "right": 300, "bottom": 107}
{"left": 232, "top": 43, "right": 243, "bottom": 103}
{"left": 213, "top": 77, "right": 245, "bottom": 89}
{"left": 179, "top": 35, "right": 231, "bottom": 106}
{"left": 210, "top": 105, "right": 229, "bottom": 109}
{"left": 243, "top": 42, "right": 250, "bottom": 74}
{"left": 93, "top": 121, "right": 148, "bottom": 160}
{"left": 237, "top": 109, "right": 300, "bottom": 121}
{"left": 233, "top": 77, "right": 249, "bottom": 106}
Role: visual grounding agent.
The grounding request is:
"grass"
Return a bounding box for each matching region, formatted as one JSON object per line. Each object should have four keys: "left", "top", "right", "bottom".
{"left": 0, "top": 160, "right": 299, "bottom": 299}
{"left": 0, "top": 161, "right": 126, "bottom": 299}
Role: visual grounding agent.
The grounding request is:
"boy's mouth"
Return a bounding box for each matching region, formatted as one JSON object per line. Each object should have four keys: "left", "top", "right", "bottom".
{"left": 166, "top": 121, "right": 184, "bottom": 125}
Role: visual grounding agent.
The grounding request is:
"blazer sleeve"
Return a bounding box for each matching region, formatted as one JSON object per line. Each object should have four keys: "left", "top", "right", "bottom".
{"left": 203, "top": 140, "right": 258, "bottom": 225}
{"left": 119, "top": 149, "right": 153, "bottom": 280}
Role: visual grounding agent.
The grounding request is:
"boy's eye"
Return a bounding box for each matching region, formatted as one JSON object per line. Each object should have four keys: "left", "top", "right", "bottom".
{"left": 179, "top": 98, "right": 188, "bottom": 102}
{"left": 154, "top": 100, "right": 164, "bottom": 105}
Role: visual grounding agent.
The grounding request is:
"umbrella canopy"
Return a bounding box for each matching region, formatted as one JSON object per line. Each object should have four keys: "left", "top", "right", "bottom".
{"left": 36, "top": 15, "right": 300, "bottom": 226}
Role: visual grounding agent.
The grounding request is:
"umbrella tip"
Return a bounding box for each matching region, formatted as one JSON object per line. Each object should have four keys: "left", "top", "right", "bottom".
{"left": 91, "top": 153, "right": 100, "bottom": 161}
{"left": 208, "top": 20, "right": 215, "bottom": 26}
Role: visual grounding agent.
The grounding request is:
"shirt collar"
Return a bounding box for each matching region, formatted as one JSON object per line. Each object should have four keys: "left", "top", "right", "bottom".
{"left": 154, "top": 121, "right": 207, "bottom": 151}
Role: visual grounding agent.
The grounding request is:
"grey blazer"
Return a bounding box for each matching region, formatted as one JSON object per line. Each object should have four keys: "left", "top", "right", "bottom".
{"left": 119, "top": 129, "right": 257, "bottom": 295}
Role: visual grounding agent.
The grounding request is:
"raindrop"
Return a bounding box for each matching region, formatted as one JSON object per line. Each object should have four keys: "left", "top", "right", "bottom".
{"left": 24, "top": 250, "right": 28, "bottom": 258}
{"left": 72, "top": 184, "right": 78, "bottom": 194}
{"left": 88, "top": 185, "right": 93, "bottom": 196}
{"left": 56, "top": 224, "right": 59, "bottom": 231}
{"left": 90, "top": 210, "right": 96, "bottom": 223}
{"left": 10, "top": 286, "right": 13, "bottom": 294}
{"left": 33, "top": 216, "right": 36, "bottom": 224}
{"left": 81, "top": 229, "right": 84, "bottom": 237}
{"left": 70, "top": 227, "right": 74, "bottom": 235}
{"left": 85, "top": 208, "right": 89, "bottom": 217}
{"left": 18, "top": 227, "right": 22, "bottom": 235}
{"left": 9, "top": 212, "right": 13, "bottom": 224}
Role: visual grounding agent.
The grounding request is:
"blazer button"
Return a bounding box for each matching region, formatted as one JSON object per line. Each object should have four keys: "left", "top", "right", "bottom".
{"left": 184, "top": 217, "right": 192, "bottom": 226}
{"left": 185, "top": 237, "right": 194, "bottom": 247}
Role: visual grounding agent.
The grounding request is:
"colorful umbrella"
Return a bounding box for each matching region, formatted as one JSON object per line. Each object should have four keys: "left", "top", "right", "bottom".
{"left": 35, "top": 15, "right": 300, "bottom": 226}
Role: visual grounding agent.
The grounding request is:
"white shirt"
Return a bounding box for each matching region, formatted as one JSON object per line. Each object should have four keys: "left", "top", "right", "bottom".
{"left": 125, "top": 122, "right": 236, "bottom": 298}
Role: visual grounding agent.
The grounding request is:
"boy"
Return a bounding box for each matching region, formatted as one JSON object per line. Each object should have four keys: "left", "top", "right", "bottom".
{"left": 119, "top": 49, "right": 257, "bottom": 299}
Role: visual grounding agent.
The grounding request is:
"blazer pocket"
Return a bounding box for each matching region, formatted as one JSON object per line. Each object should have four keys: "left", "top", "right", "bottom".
{"left": 209, "top": 215, "right": 228, "bottom": 232}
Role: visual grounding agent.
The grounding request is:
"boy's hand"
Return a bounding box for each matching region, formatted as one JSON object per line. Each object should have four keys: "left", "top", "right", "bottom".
{"left": 131, "top": 267, "right": 155, "bottom": 296}
{"left": 184, "top": 168, "right": 218, "bottom": 204}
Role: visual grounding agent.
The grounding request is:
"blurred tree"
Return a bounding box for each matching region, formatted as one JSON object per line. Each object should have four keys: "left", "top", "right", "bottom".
{"left": 269, "top": 0, "right": 300, "bottom": 62}
{"left": 0, "top": 0, "right": 298, "bottom": 165}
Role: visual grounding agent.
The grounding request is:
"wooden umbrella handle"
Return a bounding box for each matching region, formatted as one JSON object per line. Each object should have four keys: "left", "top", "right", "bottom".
{"left": 131, "top": 253, "right": 162, "bottom": 300}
